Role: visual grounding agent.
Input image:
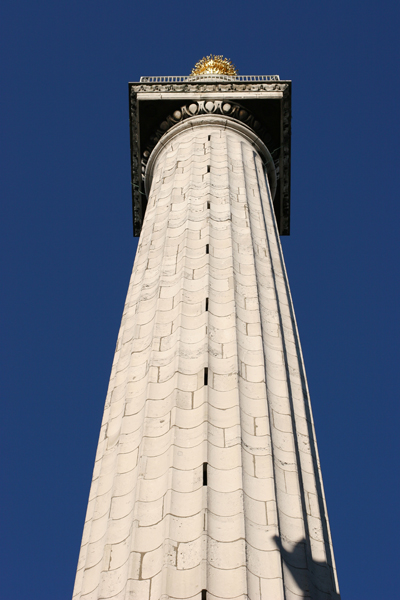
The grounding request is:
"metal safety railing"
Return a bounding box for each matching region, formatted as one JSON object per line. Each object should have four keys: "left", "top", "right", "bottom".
{"left": 139, "top": 74, "right": 280, "bottom": 83}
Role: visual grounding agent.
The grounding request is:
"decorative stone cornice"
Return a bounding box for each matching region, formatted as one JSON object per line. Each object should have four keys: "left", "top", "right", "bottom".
{"left": 131, "top": 81, "right": 287, "bottom": 94}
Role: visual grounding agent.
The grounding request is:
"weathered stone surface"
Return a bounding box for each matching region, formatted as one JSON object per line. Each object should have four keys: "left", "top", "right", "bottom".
{"left": 73, "top": 122, "right": 340, "bottom": 599}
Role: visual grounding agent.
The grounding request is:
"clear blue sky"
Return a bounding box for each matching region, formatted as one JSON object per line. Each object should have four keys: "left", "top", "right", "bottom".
{"left": 1, "top": 1, "right": 399, "bottom": 598}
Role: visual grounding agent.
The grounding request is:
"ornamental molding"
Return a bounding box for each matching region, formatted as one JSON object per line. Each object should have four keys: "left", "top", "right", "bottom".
{"left": 129, "top": 80, "right": 291, "bottom": 236}
{"left": 140, "top": 99, "right": 274, "bottom": 182}
{"left": 131, "top": 81, "right": 288, "bottom": 94}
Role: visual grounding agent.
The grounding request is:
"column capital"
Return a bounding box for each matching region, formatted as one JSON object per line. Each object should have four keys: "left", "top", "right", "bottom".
{"left": 129, "top": 79, "right": 291, "bottom": 236}
{"left": 144, "top": 113, "right": 277, "bottom": 201}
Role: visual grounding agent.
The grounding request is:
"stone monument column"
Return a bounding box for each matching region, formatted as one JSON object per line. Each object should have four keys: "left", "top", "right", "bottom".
{"left": 72, "top": 57, "right": 340, "bottom": 600}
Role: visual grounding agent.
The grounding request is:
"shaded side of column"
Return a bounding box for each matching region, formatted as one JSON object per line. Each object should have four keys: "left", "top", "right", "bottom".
{"left": 239, "top": 137, "right": 340, "bottom": 600}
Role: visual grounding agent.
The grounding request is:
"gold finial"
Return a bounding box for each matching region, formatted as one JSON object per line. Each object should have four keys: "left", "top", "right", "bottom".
{"left": 191, "top": 55, "right": 238, "bottom": 76}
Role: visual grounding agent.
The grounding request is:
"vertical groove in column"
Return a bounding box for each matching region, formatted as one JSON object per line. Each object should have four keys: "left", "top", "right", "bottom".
{"left": 258, "top": 159, "right": 340, "bottom": 595}
{"left": 206, "top": 129, "right": 248, "bottom": 600}
{"left": 75, "top": 150, "right": 171, "bottom": 599}
{"left": 130, "top": 137, "right": 182, "bottom": 600}
{"left": 250, "top": 150, "right": 309, "bottom": 600}
{"left": 101, "top": 151, "right": 173, "bottom": 600}
{"left": 203, "top": 132, "right": 211, "bottom": 595}
{"left": 226, "top": 132, "right": 259, "bottom": 600}
{"left": 253, "top": 148, "right": 340, "bottom": 599}
{"left": 163, "top": 132, "right": 204, "bottom": 599}
{"left": 233, "top": 137, "right": 284, "bottom": 600}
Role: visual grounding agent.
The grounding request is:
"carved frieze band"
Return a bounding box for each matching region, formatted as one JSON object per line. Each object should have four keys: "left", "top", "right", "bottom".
{"left": 130, "top": 81, "right": 288, "bottom": 94}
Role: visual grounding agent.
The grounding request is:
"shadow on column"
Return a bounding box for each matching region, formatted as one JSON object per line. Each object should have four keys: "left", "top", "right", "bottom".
{"left": 273, "top": 535, "right": 340, "bottom": 600}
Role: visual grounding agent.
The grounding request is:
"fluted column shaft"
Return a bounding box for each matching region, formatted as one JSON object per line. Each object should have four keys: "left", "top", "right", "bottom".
{"left": 73, "top": 118, "right": 340, "bottom": 600}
